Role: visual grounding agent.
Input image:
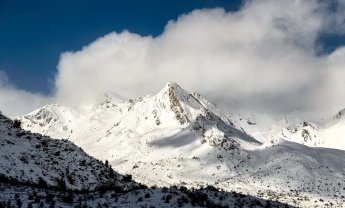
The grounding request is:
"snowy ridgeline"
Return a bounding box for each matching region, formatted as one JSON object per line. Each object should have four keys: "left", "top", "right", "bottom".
{"left": 8, "top": 82, "right": 345, "bottom": 207}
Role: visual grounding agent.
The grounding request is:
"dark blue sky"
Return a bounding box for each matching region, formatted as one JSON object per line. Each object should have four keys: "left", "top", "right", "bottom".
{"left": 0, "top": 0, "right": 242, "bottom": 94}
{"left": 0, "top": 0, "right": 345, "bottom": 95}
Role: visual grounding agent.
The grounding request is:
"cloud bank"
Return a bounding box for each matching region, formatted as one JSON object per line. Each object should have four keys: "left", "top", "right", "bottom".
{"left": 0, "top": 71, "right": 49, "bottom": 116}
{"left": 2, "top": 0, "right": 345, "bottom": 120}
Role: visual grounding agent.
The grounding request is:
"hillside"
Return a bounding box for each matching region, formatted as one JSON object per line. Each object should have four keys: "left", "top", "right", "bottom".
{"left": 0, "top": 113, "right": 137, "bottom": 192}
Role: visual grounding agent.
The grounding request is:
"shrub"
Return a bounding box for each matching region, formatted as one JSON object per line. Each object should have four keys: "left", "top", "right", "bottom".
{"left": 164, "top": 194, "right": 173, "bottom": 203}
{"left": 179, "top": 186, "right": 188, "bottom": 192}
{"left": 56, "top": 177, "right": 66, "bottom": 191}
{"left": 38, "top": 177, "right": 48, "bottom": 188}
{"left": 62, "top": 192, "right": 73, "bottom": 204}
{"left": 188, "top": 191, "right": 208, "bottom": 205}
{"left": 13, "top": 119, "right": 21, "bottom": 128}
{"left": 16, "top": 196, "right": 22, "bottom": 208}
{"left": 113, "top": 185, "right": 124, "bottom": 193}
{"left": 122, "top": 174, "right": 132, "bottom": 182}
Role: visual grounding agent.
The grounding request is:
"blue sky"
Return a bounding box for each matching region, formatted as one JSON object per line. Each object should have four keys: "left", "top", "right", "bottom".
{"left": 0, "top": 0, "right": 243, "bottom": 94}
{"left": 1, "top": 0, "right": 345, "bottom": 118}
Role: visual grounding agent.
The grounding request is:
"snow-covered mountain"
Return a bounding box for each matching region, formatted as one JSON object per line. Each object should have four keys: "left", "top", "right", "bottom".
{"left": 0, "top": 111, "right": 295, "bottom": 207}
{"left": 19, "top": 82, "right": 345, "bottom": 207}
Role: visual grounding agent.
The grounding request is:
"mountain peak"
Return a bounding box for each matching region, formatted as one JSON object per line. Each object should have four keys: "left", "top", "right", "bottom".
{"left": 159, "top": 81, "right": 189, "bottom": 99}
{"left": 157, "top": 82, "right": 191, "bottom": 125}
{"left": 165, "top": 81, "right": 181, "bottom": 89}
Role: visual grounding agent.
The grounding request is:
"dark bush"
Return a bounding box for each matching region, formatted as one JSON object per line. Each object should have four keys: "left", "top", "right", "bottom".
{"left": 34, "top": 195, "right": 41, "bottom": 203}
{"left": 161, "top": 187, "right": 168, "bottom": 193}
{"left": 179, "top": 186, "right": 188, "bottom": 192}
{"left": 38, "top": 177, "right": 48, "bottom": 188}
{"left": 164, "top": 194, "right": 173, "bottom": 203}
{"left": 187, "top": 191, "right": 208, "bottom": 205}
{"left": 205, "top": 185, "right": 218, "bottom": 191}
{"left": 56, "top": 177, "right": 66, "bottom": 191}
{"left": 41, "top": 140, "right": 48, "bottom": 147}
{"left": 13, "top": 119, "right": 21, "bottom": 128}
{"left": 16, "top": 195, "right": 22, "bottom": 208}
{"left": 80, "top": 160, "right": 86, "bottom": 166}
{"left": 122, "top": 174, "right": 132, "bottom": 182}
{"left": 62, "top": 192, "right": 73, "bottom": 204}
{"left": 113, "top": 185, "right": 124, "bottom": 193}
{"left": 108, "top": 167, "right": 115, "bottom": 179}
{"left": 28, "top": 193, "right": 34, "bottom": 200}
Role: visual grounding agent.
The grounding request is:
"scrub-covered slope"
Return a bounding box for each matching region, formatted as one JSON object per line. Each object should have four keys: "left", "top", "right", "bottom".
{"left": 0, "top": 113, "right": 136, "bottom": 191}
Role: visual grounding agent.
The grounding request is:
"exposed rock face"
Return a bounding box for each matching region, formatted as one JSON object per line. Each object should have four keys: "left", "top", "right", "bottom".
{"left": 168, "top": 82, "right": 190, "bottom": 125}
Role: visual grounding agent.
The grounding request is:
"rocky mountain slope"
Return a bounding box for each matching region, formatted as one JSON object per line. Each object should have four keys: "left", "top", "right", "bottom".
{"left": 18, "top": 82, "right": 345, "bottom": 207}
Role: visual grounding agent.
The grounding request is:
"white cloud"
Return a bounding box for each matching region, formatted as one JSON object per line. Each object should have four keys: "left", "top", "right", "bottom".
{"left": 0, "top": 71, "right": 49, "bottom": 116}
{"left": 2, "top": 0, "right": 345, "bottom": 120}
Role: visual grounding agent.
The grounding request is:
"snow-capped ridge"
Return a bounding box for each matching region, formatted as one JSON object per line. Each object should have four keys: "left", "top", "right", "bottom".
{"left": 20, "top": 81, "right": 260, "bottom": 149}
{"left": 332, "top": 108, "right": 345, "bottom": 121}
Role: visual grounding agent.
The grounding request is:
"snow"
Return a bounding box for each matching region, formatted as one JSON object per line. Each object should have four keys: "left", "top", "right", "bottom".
{"left": 17, "top": 81, "right": 345, "bottom": 207}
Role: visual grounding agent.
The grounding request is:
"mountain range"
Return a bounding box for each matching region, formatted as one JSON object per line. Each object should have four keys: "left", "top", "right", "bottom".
{"left": 14, "top": 82, "right": 345, "bottom": 207}
{"left": 0, "top": 105, "right": 292, "bottom": 207}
